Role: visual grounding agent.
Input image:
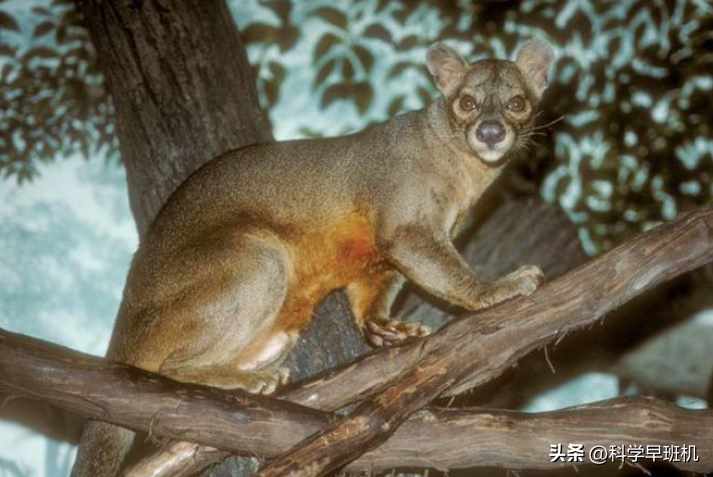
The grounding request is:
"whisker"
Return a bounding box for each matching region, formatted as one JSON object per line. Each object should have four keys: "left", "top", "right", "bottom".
{"left": 532, "top": 115, "right": 565, "bottom": 131}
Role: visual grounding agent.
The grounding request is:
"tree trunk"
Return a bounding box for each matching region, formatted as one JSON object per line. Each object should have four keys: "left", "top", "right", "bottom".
{"left": 80, "top": 0, "right": 272, "bottom": 236}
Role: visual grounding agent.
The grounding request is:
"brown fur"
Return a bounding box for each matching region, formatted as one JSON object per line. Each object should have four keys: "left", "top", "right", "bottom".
{"left": 72, "top": 39, "right": 556, "bottom": 477}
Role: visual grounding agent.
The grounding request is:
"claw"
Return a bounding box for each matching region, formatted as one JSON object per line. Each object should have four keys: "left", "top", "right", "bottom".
{"left": 365, "top": 317, "right": 432, "bottom": 348}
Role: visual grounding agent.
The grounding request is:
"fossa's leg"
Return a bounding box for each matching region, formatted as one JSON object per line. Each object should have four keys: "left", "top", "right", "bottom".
{"left": 130, "top": 231, "right": 293, "bottom": 394}
{"left": 346, "top": 269, "right": 430, "bottom": 347}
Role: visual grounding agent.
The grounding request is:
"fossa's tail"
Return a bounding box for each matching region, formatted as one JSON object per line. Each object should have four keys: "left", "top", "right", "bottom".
{"left": 71, "top": 421, "right": 134, "bottom": 477}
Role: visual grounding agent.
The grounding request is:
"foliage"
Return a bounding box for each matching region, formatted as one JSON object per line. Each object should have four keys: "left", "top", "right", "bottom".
{"left": 1, "top": 0, "right": 712, "bottom": 252}
{"left": 0, "top": 0, "right": 116, "bottom": 183}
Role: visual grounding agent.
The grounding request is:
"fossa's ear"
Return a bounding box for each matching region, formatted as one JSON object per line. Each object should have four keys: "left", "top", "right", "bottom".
{"left": 426, "top": 42, "right": 467, "bottom": 97}
{"left": 515, "top": 38, "right": 555, "bottom": 99}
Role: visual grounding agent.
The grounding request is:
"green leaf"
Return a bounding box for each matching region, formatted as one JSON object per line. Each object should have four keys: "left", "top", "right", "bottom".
{"left": 353, "top": 81, "right": 373, "bottom": 114}
{"left": 362, "top": 23, "right": 391, "bottom": 43}
{"left": 321, "top": 82, "right": 349, "bottom": 109}
{"left": 268, "top": 61, "right": 286, "bottom": 83}
{"left": 32, "top": 6, "right": 52, "bottom": 16}
{"left": 56, "top": 24, "right": 66, "bottom": 44}
{"left": 1, "top": 62, "right": 13, "bottom": 78}
{"left": 278, "top": 25, "right": 299, "bottom": 52}
{"left": 59, "top": 31, "right": 87, "bottom": 46}
{"left": 393, "top": 6, "right": 411, "bottom": 24}
{"left": 33, "top": 21, "right": 55, "bottom": 38}
{"left": 0, "top": 10, "right": 20, "bottom": 32}
{"left": 64, "top": 46, "right": 91, "bottom": 62}
{"left": 23, "top": 46, "right": 58, "bottom": 62}
{"left": 0, "top": 43, "right": 16, "bottom": 57}
{"left": 353, "top": 44, "right": 374, "bottom": 73}
{"left": 262, "top": 0, "right": 291, "bottom": 22}
{"left": 397, "top": 34, "right": 420, "bottom": 51}
{"left": 312, "top": 7, "right": 347, "bottom": 30}
{"left": 375, "top": 0, "right": 389, "bottom": 13}
{"left": 387, "top": 61, "right": 415, "bottom": 79}
{"left": 242, "top": 22, "right": 279, "bottom": 44}
{"left": 313, "top": 32, "right": 340, "bottom": 61}
{"left": 387, "top": 95, "right": 406, "bottom": 116}
{"left": 313, "top": 58, "right": 336, "bottom": 88}
{"left": 342, "top": 58, "right": 354, "bottom": 80}
{"left": 264, "top": 79, "right": 279, "bottom": 107}
{"left": 60, "top": 8, "right": 82, "bottom": 28}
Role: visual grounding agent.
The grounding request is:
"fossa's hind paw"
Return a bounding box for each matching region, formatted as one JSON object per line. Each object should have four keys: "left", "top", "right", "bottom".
{"left": 365, "top": 318, "right": 431, "bottom": 347}
{"left": 236, "top": 367, "right": 291, "bottom": 395}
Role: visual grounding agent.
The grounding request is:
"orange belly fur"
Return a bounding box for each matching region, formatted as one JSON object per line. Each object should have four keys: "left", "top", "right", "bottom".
{"left": 278, "top": 211, "right": 381, "bottom": 330}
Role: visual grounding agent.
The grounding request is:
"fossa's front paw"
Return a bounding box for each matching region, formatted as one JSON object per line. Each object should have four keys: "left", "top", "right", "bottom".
{"left": 506, "top": 264, "right": 544, "bottom": 296}
{"left": 477, "top": 264, "right": 544, "bottom": 309}
{"left": 365, "top": 317, "right": 431, "bottom": 347}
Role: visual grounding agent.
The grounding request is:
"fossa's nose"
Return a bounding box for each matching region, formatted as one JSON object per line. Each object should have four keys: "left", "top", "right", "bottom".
{"left": 476, "top": 120, "right": 506, "bottom": 147}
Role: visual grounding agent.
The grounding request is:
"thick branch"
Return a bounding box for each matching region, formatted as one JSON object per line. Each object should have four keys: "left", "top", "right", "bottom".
{"left": 128, "top": 399, "right": 713, "bottom": 475}
{"left": 0, "top": 329, "right": 328, "bottom": 455}
{"left": 353, "top": 398, "right": 713, "bottom": 472}
{"left": 257, "top": 206, "right": 713, "bottom": 475}
{"left": 1, "top": 333, "right": 711, "bottom": 473}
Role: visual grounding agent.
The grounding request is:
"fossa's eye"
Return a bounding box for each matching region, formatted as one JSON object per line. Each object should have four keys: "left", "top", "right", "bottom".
{"left": 459, "top": 94, "right": 477, "bottom": 112}
{"left": 506, "top": 95, "right": 527, "bottom": 113}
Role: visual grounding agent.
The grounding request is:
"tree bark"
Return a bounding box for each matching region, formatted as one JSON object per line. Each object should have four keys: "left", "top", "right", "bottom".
{"left": 124, "top": 400, "right": 713, "bottom": 475}
{"left": 79, "top": 0, "right": 272, "bottom": 236}
{"left": 2, "top": 329, "right": 712, "bottom": 474}
{"left": 256, "top": 206, "right": 713, "bottom": 476}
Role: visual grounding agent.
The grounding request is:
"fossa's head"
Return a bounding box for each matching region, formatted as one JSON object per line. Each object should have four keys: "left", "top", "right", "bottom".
{"left": 426, "top": 39, "right": 555, "bottom": 165}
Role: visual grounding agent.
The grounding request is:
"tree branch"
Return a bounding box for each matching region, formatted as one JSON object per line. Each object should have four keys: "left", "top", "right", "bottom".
{"left": 127, "top": 399, "right": 713, "bottom": 476}
{"left": 256, "top": 206, "right": 713, "bottom": 476}
{"left": 1, "top": 332, "right": 711, "bottom": 473}
{"left": 352, "top": 398, "right": 713, "bottom": 473}
{"left": 0, "top": 328, "right": 328, "bottom": 455}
